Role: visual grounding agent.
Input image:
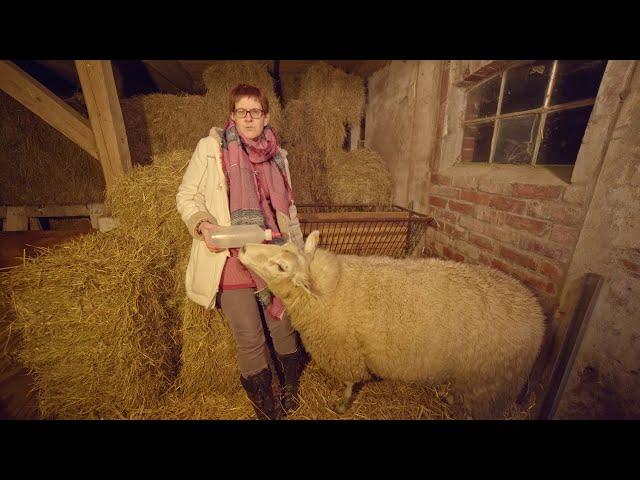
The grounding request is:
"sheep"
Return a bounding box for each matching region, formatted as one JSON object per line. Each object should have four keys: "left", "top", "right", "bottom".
{"left": 238, "top": 231, "right": 546, "bottom": 419}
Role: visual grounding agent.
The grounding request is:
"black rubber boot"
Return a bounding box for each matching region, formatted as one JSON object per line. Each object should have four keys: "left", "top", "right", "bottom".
{"left": 278, "top": 349, "right": 307, "bottom": 413}
{"left": 240, "top": 368, "right": 280, "bottom": 420}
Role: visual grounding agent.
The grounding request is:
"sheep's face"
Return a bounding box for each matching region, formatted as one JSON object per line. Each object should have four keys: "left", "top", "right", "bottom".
{"left": 238, "top": 230, "right": 320, "bottom": 295}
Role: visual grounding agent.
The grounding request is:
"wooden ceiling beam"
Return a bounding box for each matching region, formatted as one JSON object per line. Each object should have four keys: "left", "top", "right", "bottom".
{"left": 0, "top": 60, "right": 99, "bottom": 159}
{"left": 75, "top": 60, "right": 132, "bottom": 190}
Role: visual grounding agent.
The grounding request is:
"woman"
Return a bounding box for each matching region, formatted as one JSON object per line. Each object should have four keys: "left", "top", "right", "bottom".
{"left": 176, "top": 84, "right": 306, "bottom": 420}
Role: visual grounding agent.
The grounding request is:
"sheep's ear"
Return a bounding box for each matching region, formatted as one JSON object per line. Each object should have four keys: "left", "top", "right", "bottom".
{"left": 304, "top": 230, "right": 320, "bottom": 256}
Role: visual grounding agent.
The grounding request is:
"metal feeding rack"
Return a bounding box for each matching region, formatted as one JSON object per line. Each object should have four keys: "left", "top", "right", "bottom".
{"left": 296, "top": 204, "right": 436, "bottom": 258}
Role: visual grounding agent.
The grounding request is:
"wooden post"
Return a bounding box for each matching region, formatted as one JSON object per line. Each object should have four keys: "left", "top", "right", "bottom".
{"left": 4, "top": 207, "right": 29, "bottom": 232}
{"left": 75, "top": 60, "right": 132, "bottom": 191}
{"left": 0, "top": 61, "right": 99, "bottom": 160}
{"left": 537, "top": 273, "right": 605, "bottom": 420}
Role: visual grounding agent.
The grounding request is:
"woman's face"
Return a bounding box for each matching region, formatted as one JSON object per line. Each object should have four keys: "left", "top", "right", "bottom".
{"left": 231, "top": 96, "right": 270, "bottom": 140}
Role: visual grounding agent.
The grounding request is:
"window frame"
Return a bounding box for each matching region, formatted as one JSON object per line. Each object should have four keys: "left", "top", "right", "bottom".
{"left": 461, "top": 60, "right": 604, "bottom": 167}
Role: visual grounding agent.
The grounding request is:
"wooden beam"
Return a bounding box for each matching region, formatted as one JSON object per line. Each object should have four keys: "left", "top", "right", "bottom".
{"left": 143, "top": 60, "right": 194, "bottom": 93}
{"left": 0, "top": 60, "right": 99, "bottom": 160}
{"left": 75, "top": 60, "right": 132, "bottom": 190}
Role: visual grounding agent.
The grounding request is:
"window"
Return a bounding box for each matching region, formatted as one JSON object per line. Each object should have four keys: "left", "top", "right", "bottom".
{"left": 461, "top": 60, "right": 608, "bottom": 166}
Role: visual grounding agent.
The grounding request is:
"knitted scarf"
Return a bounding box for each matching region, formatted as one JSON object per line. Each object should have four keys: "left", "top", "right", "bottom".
{"left": 220, "top": 120, "right": 292, "bottom": 319}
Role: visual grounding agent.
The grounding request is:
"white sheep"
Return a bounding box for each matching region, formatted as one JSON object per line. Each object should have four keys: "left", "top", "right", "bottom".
{"left": 238, "top": 231, "right": 546, "bottom": 418}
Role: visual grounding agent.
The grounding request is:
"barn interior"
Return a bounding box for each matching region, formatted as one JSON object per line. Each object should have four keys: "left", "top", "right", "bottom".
{"left": 0, "top": 59, "right": 638, "bottom": 420}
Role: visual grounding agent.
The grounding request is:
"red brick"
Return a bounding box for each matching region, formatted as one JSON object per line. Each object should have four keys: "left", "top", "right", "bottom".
{"left": 519, "top": 236, "right": 571, "bottom": 262}
{"left": 431, "top": 173, "right": 452, "bottom": 186}
{"left": 444, "top": 222, "right": 467, "bottom": 240}
{"left": 541, "top": 261, "right": 563, "bottom": 282}
{"left": 488, "top": 195, "right": 527, "bottom": 214}
{"left": 469, "top": 233, "right": 494, "bottom": 251}
{"left": 622, "top": 259, "right": 640, "bottom": 273}
{"left": 478, "top": 254, "right": 493, "bottom": 266}
{"left": 527, "top": 200, "right": 583, "bottom": 227}
{"left": 512, "top": 268, "right": 550, "bottom": 294}
{"left": 452, "top": 176, "right": 479, "bottom": 190}
{"left": 454, "top": 241, "right": 481, "bottom": 261}
{"left": 461, "top": 190, "right": 492, "bottom": 205}
{"left": 462, "top": 137, "right": 477, "bottom": 149}
{"left": 550, "top": 224, "right": 580, "bottom": 246}
{"left": 435, "top": 208, "right": 458, "bottom": 224}
{"left": 449, "top": 200, "right": 475, "bottom": 216}
{"left": 563, "top": 185, "right": 587, "bottom": 205}
{"left": 443, "top": 246, "right": 465, "bottom": 262}
{"left": 512, "top": 183, "right": 565, "bottom": 200}
{"left": 490, "top": 258, "right": 511, "bottom": 274}
{"left": 474, "top": 206, "right": 506, "bottom": 225}
{"left": 478, "top": 179, "right": 513, "bottom": 196}
{"left": 431, "top": 185, "right": 460, "bottom": 199}
{"left": 459, "top": 214, "right": 486, "bottom": 232}
{"left": 429, "top": 196, "right": 448, "bottom": 208}
{"left": 483, "top": 224, "right": 520, "bottom": 246}
{"left": 505, "top": 214, "right": 550, "bottom": 237}
{"left": 499, "top": 246, "right": 538, "bottom": 271}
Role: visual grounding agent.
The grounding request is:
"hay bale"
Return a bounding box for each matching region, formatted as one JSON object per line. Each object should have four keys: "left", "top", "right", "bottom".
{"left": 120, "top": 94, "right": 219, "bottom": 165}
{"left": 279, "top": 71, "right": 303, "bottom": 103}
{"left": 6, "top": 228, "right": 181, "bottom": 419}
{"left": 3, "top": 150, "right": 197, "bottom": 419}
{"left": 298, "top": 62, "right": 365, "bottom": 128}
{"left": 0, "top": 91, "right": 105, "bottom": 206}
{"left": 326, "top": 149, "right": 394, "bottom": 205}
{"left": 282, "top": 100, "right": 346, "bottom": 204}
{"left": 200, "top": 61, "right": 283, "bottom": 133}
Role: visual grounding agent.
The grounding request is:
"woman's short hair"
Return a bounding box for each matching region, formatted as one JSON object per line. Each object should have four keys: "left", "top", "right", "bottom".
{"left": 229, "top": 84, "right": 270, "bottom": 114}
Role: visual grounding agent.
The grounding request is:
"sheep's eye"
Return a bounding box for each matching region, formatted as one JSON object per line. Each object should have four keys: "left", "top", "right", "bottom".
{"left": 277, "top": 263, "right": 286, "bottom": 272}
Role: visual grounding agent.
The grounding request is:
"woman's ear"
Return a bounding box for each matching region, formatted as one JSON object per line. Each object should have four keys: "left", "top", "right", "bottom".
{"left": 264, "top": 112, "right": 270, "bottom": 127}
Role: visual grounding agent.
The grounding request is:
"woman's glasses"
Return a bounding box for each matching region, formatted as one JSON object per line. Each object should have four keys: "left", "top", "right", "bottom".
{"left": 234, "top": 108, "right": 265, "bottom": 119}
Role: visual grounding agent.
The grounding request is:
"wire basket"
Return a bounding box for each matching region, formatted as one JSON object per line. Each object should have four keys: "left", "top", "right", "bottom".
{"left": 296, "top": 204, "right": 435, "bottom": 258}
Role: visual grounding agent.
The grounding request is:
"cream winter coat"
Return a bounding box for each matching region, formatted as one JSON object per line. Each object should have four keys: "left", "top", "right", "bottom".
{"left": 176, "top": 127, "right": 304, "bottom": 309}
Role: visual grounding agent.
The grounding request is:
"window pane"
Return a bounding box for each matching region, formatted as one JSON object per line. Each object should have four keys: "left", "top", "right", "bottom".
{"left": 462, "top": 122, "right": 494, "bottom": 163}
{"left": 537, "top": 105, "right": 593, "bottom": 165}
{"left": 501, "top": 61, "right": 553, "bottom": 114}
{"left": 493, "top": 114, "right": 540, "bottom": 165}
{"left": 551, "top": 60, "right": 607, "bottom": 106}
{"left": 465, "top": 76, "right": 501, "bottom": 120}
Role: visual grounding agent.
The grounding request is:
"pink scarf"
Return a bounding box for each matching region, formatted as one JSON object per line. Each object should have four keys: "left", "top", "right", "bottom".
{"left": 220, "top": 120, "right": 292, "bottom": 320}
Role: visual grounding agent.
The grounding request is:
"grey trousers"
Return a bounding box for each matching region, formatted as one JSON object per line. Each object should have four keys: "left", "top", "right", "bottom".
{"left": 219, "top": 288, "right": 298, "bottom": 378}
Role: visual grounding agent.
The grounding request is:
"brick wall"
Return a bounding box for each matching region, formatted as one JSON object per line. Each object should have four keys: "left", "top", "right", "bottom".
{"left": 425, "top": 173, "right": 587, "bottom": 311}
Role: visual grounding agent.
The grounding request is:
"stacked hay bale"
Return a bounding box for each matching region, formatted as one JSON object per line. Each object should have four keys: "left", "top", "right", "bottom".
{"left": 0, "top": 91, "right": 105, "bottom": 206}
{"left": 281, "top": 62, "right": 393, "bottom": 206}
{"left": 121, "top": 61, "right": 283, "bottom": 165}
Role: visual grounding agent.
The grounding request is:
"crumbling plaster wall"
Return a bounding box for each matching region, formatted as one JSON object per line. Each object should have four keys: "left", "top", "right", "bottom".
{"left": 364, "top": 61, "right": 445, "bottom": 211}
{"left": 554, "top": 61, "right": 640, "bottom": 419}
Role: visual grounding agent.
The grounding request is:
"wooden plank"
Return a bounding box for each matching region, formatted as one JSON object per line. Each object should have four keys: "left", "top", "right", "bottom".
{"left": 143, "top": 60, "right": 194, "bottom": 93}
{"left": 28, "top": 218, "right": 43, "bottom": 231}
{"left": 75, "top": 60, "right": 132, "bottom": 190}
{"left": 4, "top": 207, "right": 28, "bottom": 231}
{"left": 537, "top": 273, "right": 604, "bottom": 420}
{"left": 0, "top": 60, "right": 99, "bottom": 160}
{"left": 0, "top": 204, "right": 104, "bottom": 218}
{"left": 298, "top": 211, "right": 411, "bottom": 223}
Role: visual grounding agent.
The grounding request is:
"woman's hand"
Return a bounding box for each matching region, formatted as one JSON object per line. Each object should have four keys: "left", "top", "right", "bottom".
{"left": 199, "top": 221, "right": 225, "bottom": 253}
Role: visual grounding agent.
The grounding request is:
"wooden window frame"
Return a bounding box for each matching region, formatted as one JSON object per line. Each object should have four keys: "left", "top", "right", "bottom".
{"left": 461, "top": 60, "right": 603, "bottom": 166}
